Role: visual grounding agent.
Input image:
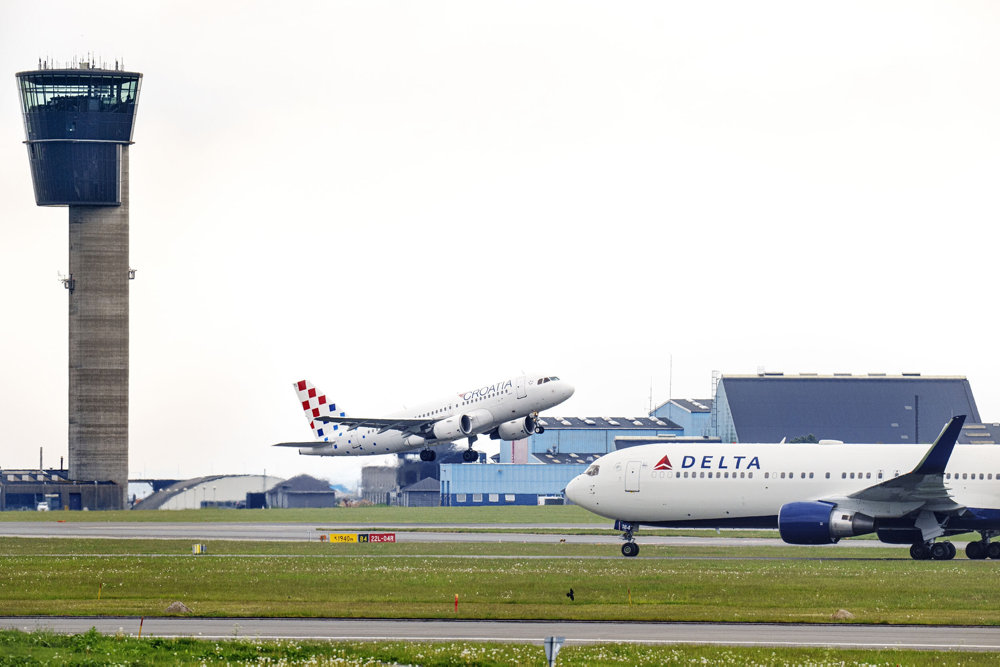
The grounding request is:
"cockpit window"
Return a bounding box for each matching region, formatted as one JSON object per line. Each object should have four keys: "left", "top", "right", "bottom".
{"left": 585, "top": 464, "right": 600, "bottom": 477}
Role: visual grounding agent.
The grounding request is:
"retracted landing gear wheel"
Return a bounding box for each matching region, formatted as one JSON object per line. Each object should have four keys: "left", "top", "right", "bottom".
{"left": 621, "top": 542, "right": 639, "bottom": 557}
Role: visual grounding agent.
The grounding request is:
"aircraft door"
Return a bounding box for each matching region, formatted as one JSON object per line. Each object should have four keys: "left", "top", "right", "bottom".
{"left": 625, "top": 461, "right": 642, "bottom": 492}
{"left": 516, "top": 375, "right": 527, "bottom": 399}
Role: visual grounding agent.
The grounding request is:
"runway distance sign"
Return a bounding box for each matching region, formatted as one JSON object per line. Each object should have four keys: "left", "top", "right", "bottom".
{"left": 327, "top": 533, "right": 396, "bottom": 543}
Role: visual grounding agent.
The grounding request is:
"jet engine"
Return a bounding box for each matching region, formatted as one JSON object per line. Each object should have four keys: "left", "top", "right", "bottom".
{"left": 432, "top": 415, "right": 468, "bottom": 441}
{"left": 778, "top": 501, "right": 876, "bottom": 545}
{"left": 460, "top": 409, "right": 494, "bottom": 435}
{"left": 491, "top": 415, "right": 539, "bottom": 441}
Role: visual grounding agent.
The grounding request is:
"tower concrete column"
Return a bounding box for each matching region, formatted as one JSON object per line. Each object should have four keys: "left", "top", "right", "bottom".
{"left": 68, "top": 148, "right": 129, "bottom": 507}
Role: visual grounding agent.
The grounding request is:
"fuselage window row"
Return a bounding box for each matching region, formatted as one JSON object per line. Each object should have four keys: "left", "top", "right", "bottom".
{"left": 666, "top": 471, "right": 997, "bottom": 482}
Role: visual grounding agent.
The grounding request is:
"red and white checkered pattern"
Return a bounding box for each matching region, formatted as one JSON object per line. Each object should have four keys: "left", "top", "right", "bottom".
{"left": 294, "top": 380, "right": 341, "bottom": 441}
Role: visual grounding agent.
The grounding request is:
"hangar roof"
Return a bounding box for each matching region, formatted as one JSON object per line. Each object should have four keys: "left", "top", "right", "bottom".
{"left": 534, "top": 452, "right": 603, "bottom": 464}
{"left": 536, "top": 416, "right": 681, "bottom": 430}
{"left": 959, "top": 423, "right": 1000, "bottom": 445}
{"left": 652, "top": 398, "right": 713, "bottom": 414}
{"left": 720, "top": 374, "right": 981, "bottom": 444}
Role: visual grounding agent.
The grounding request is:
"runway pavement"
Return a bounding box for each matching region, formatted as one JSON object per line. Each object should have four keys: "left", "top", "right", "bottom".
{"left": 0, "top": 520, "right": 905, "bottom": 549}
{"left": 2, "top": 616, "right": 999, "bottom": 651}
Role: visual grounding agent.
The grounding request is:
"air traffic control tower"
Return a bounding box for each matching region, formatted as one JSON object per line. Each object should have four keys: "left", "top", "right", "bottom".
{"left": 16, "top": 62, "right": 142, "bottom": 509}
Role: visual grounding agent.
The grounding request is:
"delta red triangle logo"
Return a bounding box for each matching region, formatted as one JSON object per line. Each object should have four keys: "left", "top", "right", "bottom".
{"left": 653, "top": 454, "right": 672, "bottom": 471}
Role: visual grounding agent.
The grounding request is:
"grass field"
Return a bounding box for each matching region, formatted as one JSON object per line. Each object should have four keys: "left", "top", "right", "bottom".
{"left": 3, "top": 522, "right": 1000, "bottom": 664}
{"left": 1, "top": 536, "right": 998, "bottom": 624}
{"left": 3, "top": 628, "right": 998, "bottom": 666}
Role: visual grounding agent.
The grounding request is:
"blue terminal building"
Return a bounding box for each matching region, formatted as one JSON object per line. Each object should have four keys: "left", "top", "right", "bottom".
{"left": 15, "top": 62, "right": 142, "bottom": 509}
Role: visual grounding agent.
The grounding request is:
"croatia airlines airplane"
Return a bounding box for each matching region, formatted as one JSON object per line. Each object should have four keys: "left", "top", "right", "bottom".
{"left": 566, "top": 415, "right": 1000, "bottom": 560}
{"left": 275, "top": 374, "right": 574, "bottom": 462}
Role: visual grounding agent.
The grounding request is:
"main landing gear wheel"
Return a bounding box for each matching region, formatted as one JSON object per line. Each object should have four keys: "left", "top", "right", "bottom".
{"left": 621, "top": 541, "right": 639, "bottom": 557}
{"left": 931, "top": 541, "right": 956, "bottom": 560}
{"left": 966, "top": 541, "right": 988, "bottom": 560}
{"left": 462, "top": 435, "right": 479, "bottom": 463}
{"left": 968, "top": 531, "right": 1000, "bottom": 559}
{"left": 419, "top": 449, "right": 436, "bottom": 462}
{"left": 914, "top": 541, "right": 956, "bottom": 560}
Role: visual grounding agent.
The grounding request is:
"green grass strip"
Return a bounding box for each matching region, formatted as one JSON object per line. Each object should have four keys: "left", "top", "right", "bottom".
{"left": 1, "top": 537, "right": 997, "bottom": 624}
{"left": 1, "top": 629, "right": 998, "bottom": 665}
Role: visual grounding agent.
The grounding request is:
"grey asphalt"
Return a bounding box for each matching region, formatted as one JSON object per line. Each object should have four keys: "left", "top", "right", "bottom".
{"left": 0, "top": 520, "right": 904, "bottom": 549}
{"left": 2, "top": 617, "right": 999, "bottom": 651}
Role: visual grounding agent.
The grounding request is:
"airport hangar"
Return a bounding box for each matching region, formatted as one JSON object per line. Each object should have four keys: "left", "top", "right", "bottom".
{"left": 429, "top": 373, "right": 990, "bottom": 507}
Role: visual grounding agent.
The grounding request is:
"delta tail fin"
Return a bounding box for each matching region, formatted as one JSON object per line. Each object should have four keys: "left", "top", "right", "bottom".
{"left": 294, "top": 380, "right": 346, "bottom": 442}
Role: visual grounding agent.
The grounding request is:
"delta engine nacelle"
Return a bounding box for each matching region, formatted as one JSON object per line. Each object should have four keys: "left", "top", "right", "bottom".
{"left": 490, "top": 415, "right": 542, "bottom": 441}
{"left": 777, "top": 501, "right": 876, "bottom": 545}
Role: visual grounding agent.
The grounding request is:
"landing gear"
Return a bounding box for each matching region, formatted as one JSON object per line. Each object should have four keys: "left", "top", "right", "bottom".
{"left": 616, "top": 520, "right": 639, "bottom": 557}
{"left": 419, "top": 449, "right": 436, "bottom": 462}
{"left": 462, "top": 435, "right": 479, "bottom": 463}
{"left": 966, "top": 540, "right": 987, "bottom": 560}
{"left": 534, "top": 413, "right": 545, "bottom": 435}
{"left": 965, "top": 531, "right": 1000, "bottom": 560}
{"left": 911, "top": 541, "right": 956, "bottom": 560}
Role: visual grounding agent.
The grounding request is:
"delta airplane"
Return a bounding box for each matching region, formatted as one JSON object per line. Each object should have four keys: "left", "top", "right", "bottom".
{"left": 566, "top": 415, "right": 1000, "bottom": 560}
{"left": 274, "top": 374, "right": 574, "bottom": 462}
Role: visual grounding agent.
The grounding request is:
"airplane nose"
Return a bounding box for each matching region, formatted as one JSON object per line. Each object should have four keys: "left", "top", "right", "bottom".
{"left": 561, "top": 382, "right": 575, "bottom": 400}
{"left": 565, "top": 473, "right": 586, "bottom": 505}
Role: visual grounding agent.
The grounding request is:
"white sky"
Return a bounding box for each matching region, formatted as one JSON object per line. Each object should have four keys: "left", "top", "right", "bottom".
{"left": 2, "top": 1, "right": 999, "bottom": 488}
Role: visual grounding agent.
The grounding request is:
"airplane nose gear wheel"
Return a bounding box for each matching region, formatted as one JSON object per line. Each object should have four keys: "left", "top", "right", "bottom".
{"left": 621, "top": 541, "right": 640, "bottom": 557}
{"left": 618, "top": 523, "right": 639, "bottom": 557}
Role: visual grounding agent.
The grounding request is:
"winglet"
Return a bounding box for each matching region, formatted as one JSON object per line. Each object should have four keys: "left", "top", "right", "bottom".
{"left": 912, "top": 415, "right": 966, "bottom": 475}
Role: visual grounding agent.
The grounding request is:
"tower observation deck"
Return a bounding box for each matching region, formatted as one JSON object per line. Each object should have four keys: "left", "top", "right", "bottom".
{"left": 16, "top": 62, "right": 142, "bottom": 509}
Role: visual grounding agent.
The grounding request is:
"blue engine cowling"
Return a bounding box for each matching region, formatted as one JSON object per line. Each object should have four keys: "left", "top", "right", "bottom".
{"left": 778, "top": 501, "right": 876, "bottom": 545}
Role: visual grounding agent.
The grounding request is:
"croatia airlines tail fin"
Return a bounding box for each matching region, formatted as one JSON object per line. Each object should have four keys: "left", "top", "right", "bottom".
{"left": 294, "top": 380, "right": 344, "bottom": 443}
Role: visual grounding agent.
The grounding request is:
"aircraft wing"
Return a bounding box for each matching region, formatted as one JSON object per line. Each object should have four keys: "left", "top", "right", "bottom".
{"left": 836, "top": 415, "right": 967, "bottom": 513}
{"left": 273, "top": 441, "right": 330, "bottom": 448}
{"left": 314, "top": 415, "right": 433, "bottom": 435}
